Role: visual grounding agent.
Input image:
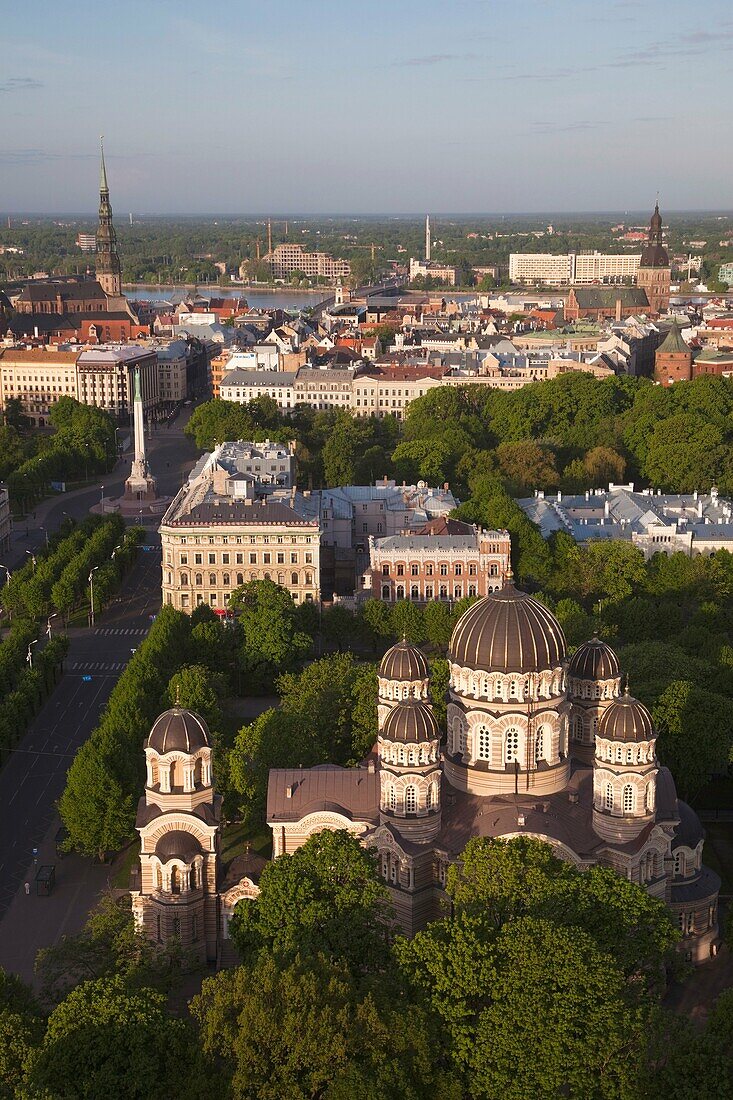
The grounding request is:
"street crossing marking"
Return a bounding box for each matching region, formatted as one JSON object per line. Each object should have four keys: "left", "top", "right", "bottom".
{"left": 93, "top": 628, "right": 147, "bottom": 636}
{"left": 70, "top": 661, "right": 129, "bottom": 672}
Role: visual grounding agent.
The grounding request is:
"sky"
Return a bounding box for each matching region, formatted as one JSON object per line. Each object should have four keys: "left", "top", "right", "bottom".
{"left": 1, "top": 0, "right": 732, "bottom": 215}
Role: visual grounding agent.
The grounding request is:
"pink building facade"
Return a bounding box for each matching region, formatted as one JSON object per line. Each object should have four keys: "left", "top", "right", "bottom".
{"left": 364, "top": 519, "right": 511, "bottom": 603}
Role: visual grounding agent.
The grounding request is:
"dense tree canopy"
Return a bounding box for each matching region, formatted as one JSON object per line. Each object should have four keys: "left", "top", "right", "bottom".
{"left": 228, "top": 831, "right": 391, "bottom": 973}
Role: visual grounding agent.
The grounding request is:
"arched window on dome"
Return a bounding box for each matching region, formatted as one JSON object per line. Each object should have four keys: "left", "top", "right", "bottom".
{"left": 477, "top": 727, "right": 491, "bottom": 760}
{"left": 398, "top": 746, "right": 405, "bottom": 765}
{"left": 535, "top": 727, "right": 545, "bottom": 764}
{"left": 405, "top": 786, "right": 418, "bottom": 814}
{"left": 170, "top": 866, "right": 180, "bottom": 895}
{"left": 626, "top": 746, "right": 634, "bottom": 764}
{"left": 510, "top": 680, "right": 518, "bottom": 698}
{"left": 573, "top": 715, "right": 584, "bottom": 742}
{"left": 673, "top": 850, "right": 683, "bottom": 877}
{"left": 169, "top": 760, "right": 179, "bottom": 789}
{"left": 505, "top": 728, "right": 519, "bottom": 765}
{"left": 386, "top": 784, "right": 396, "bottom": 812}
{"left": 615, "top": 744, "right": 623, "bottom": 763}
{"left": 623, "top": 784, "right": 635, "bottom": 814}
{"left": 194, "top": 757, "right": 203, "bottom": 787}
{"left": 605, "top": 783, "right": 614, "bottom": 810}
{"left": 426, "top": 784, "right": 433, "bottom": 810}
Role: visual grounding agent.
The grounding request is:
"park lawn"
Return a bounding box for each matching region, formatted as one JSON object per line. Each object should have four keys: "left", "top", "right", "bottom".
{"left": 112, "top": 839, "right": 140, "bottom": 889}
{"left": 221, "top": 820, "right": 272, "bottom": 868}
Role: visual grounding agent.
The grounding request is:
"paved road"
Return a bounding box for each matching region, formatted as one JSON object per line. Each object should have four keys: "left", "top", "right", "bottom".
{"left": 0, "top": 411, "right": 199, "bottom": 918}
{"left": 5, "top": 408, "right": 199, "bottom": 570}
{"left": 0, "top": 545, "right": 162, "bottom": 919}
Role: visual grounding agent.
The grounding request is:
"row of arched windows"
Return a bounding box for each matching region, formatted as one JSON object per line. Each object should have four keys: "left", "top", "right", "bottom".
{"left": 598, "top": 741, "right": 653, "bottom": 765}
{"left": 384, "top": 782, "right": 439, "bottom": 814}
{"left": 451, "top": 669, "right": 563, "bottom": 701}
{"left": 472, "top": 726, "right": 547, "bottom": 765}
{"left": 380, "top": 742, "right": 437, "bottom": 766}
{"left": 178, "top": 570, "right": 313, "bottom": 588}
{"left": 604, "top": 782, "right": 648, "bottom": 814}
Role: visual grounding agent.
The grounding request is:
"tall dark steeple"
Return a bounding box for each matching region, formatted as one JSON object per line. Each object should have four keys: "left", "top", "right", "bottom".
{"left": 637, "top": 199, "right": 670, "bottom": 314}
{"left": 95, "top": 137, "right": 122, "bottom": 298}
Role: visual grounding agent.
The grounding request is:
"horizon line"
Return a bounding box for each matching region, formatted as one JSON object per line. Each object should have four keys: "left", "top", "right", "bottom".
{"left": 2, "top": 208, "right": 733, "bottom": 220}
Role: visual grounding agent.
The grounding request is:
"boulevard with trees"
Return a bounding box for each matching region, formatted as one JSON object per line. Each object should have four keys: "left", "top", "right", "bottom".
{"left": 0, "top": 397, "right": 118, "bottom": 514}
{"left": 0, "top": 514, "right": 141, "bottom": 770}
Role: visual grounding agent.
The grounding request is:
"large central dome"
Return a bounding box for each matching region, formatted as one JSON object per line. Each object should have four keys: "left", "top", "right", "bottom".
{"left": 449, "top": 583, "right": 566, "bottom": 673}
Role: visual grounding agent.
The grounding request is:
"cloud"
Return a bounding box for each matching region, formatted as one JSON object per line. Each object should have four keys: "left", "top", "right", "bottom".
{"left": 526, "top": 120, "right": 609, "bottom": 135}
{"left": 390, "top": 52, "right": 479, "bottom": 67}
{"left": 0, "top": 77, "right": 43, "bottom": 93}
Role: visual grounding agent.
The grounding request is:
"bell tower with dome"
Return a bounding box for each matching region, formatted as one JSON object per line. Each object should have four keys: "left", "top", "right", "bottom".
{"left": 567, "top": 635, "right": 622, "bottom": 765}
{"left": 592, "top": 692, "right": 659, "bottom": 843}
{"left": 131, "top": 706, "right": 221, "bottom": 964}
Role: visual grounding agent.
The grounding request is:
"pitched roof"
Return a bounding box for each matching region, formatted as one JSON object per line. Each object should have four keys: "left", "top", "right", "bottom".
{"left": 572, "top": 287, "right": 649, "bottom": 309}
{"left": 267, "top": 765, "right": 379, "bottom": 824}
{"left": 657, "top": 321, "right": 690, "bottom": 355}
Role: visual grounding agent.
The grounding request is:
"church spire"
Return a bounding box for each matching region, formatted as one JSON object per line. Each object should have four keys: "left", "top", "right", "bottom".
{"left": 100, "top": 135, "right": 109, "bottom": 194}
{"left": 95, "top": 136, "right": 122, "bottom": 298}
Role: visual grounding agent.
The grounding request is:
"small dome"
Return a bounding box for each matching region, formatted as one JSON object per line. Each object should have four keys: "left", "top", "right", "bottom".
{"left": 380, "top": 639, "right": 429, "bottom": 682}
{"left": 598, "top": 693, "right": 654, "bottom": 743}
{"left": 449, "top": 582, "right": 566, "bottom": 674}
{"left": 568, "top": 636, "right": 620, "bottom": 681}
{"left": 382, "top": 699, "right": 440, "bottom": 744}
{"left": 148, "top": 708, "right": 210, "bottom": 754}
{"left": 154, "top": 830, "right": 201, "bottom": 864}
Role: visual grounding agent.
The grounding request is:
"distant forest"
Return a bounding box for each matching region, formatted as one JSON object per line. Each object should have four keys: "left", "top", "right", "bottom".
{"left": 1, "top": 211, "right": 731, "bottom": 288}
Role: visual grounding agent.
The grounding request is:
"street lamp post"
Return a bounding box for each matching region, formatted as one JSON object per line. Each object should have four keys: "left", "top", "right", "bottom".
{"left": 46, "top": 613, "right": 57, "bottom": 639}
{"left": 89, "top": 565, "right": 100, "bottom": 627}
{"left": 25, "top": 551, "right": 36, "bottom": 571}
{"left": 26, "top": 638, "right": 38, "bottom": 669}
{"left": 39, "top": 526, "right": 49, "bottom": 549}
{"left": 100, "top": 486, "right": 105, "bottom": 510}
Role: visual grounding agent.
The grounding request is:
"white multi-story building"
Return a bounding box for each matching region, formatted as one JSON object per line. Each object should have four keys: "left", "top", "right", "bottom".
{"left": 160, "top": 466, "right": 320, "bottom": 612}
{"left": 509, "top": 253, "right": 574, "bottom": 285}
{"left": 189, "top": 439, "right": 296, "bottom": 495}
{"left": 518, "top": 484, "right": 733, "bottom": 559}
{"left": 572, "top": 252, "right": 641, "bottom": 284}
{"left": 509, "top": 252, "right": 642, "bottom": 286}
{"left": 219, "top": 370, "right": 297, "bottom": 409}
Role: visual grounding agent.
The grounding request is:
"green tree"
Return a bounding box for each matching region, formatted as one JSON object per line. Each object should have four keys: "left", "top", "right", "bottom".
{"left": 653, "top": 680, "right": 732, "bottom": 800}
{"left": 496, "top": 440, "right": 559, "bottom": 494}
{"left": 23, "top": 975, "right": 207, "bottom": 1100}
{"left": 191, "top": 953, "right": 452, "bottom": 1100}
{"left": 229, "top": 579, "right": 311, "bottom": 688}
{"left": 0, "top": 968, "right": 43, "bottom": 1099}
{"left": 228, "top": 830, "right": 391, "bottom": 972}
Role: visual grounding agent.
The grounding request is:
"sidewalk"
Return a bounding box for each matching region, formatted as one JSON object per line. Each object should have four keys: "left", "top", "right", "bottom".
{"left": 0, "top": 814, "right": 111, "bottom": 985}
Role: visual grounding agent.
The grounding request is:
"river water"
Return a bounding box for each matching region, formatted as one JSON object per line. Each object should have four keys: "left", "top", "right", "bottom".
{"left": 124, "top": 285, "right": 323, "bottom": 310}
